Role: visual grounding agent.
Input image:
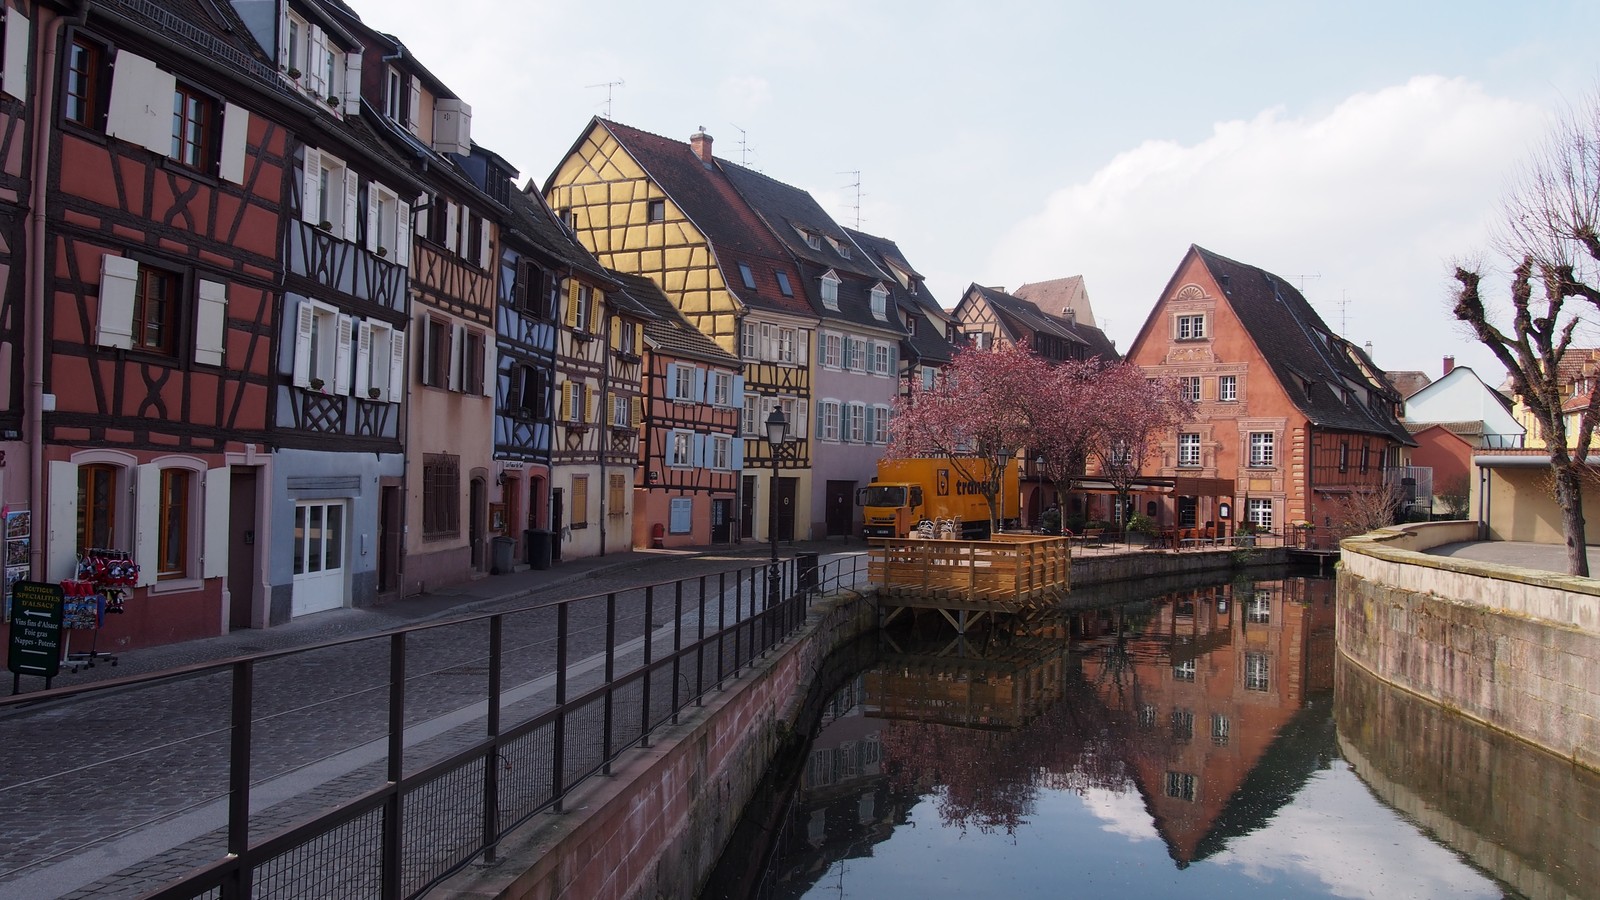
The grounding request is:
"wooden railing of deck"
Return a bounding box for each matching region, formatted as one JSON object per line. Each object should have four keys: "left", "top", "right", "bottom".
{"left": 867, "top": 535, "right": 1071, "bottom": 608}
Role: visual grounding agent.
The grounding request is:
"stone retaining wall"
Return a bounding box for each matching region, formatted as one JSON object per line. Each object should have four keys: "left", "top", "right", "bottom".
{"left": 439, "top": 592, "right": 878, "bottom": 900}
{"left": 1069, "top": 545, "right": 1287, "bottom": 589}
{"left": 1339, "top": 522, "right": 1600, "bottom": 772}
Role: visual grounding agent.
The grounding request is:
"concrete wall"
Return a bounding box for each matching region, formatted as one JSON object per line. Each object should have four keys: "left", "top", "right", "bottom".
{"left": 439, "top": 590, "right": 878, "bottom": 900}
{"left": 1067, "top": 545, "right": 1288, "bottom": 591}
{"left": 1338, "top": 522, "right": 1600, "bottom": 772}
{"left": 1472, "top": 462, "right": 1600, "bottom": 544}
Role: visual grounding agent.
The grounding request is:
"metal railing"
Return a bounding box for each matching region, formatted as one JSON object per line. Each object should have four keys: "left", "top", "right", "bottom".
{"left": 0, "top": 554, "right": 866, "bottom": 900}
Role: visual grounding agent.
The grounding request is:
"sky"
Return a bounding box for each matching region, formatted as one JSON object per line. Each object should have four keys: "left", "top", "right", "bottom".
{"left": 352, "top": 0, "right": 1600, "bottom": 386}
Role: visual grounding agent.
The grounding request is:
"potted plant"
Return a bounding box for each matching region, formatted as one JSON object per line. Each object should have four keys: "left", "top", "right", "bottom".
{"left": 286, "top": 66, "right": 301, "bottom": 80}
{"left": 317, "top": 219, "right": 333, "bottom": 231}
{"left": 376, "top": 246, "right": 388, "bottom": 258}
{"left": 327, "top": 94, "right": 340, "bottom": 108}
{"left": 367, "top": 387, "right": 381, "bottom": 399}
{"left": 308, "top": 377, "right": 325, "bottom": 392}
{"left": 1234, "top": 521, "right": 1261, "bottom": 547}
{"left": 1126, "top": 512, "right": 1157, "bottom": 544}
{"left": 1039, "top": 507, "right": 1062, "bottom": 536}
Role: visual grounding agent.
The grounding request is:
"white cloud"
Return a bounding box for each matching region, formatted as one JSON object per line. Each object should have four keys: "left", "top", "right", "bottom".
{"left": 1078, "top": 784, "right": 1159, "bottom": 842}
{"left": 990, "top": 76, "right": 1551, "bottom": 378}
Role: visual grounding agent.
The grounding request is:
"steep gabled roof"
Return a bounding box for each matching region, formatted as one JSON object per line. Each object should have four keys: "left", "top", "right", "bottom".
{"left": 1014, "top": 276, "right": 1096, "bottom": 328}
{"left": 967, "top": 284, "right": 1087, "bottom": 346}
{"left": 848, "top": 228, "right": 958, "bottom": 365}
{"left": 1384, "top": 370, "right": 1433, "bottom": 400}
{"left": 1190, "top": 246, "right": 1412, "bottom": 445}
{"left": 612, "top": 273, "right": 738, "bottom": 368}
{"left": 588, "top": 121, "right": 814, "bottom": 320}
{"left": 718, "top": 163, "right": 902, "bottom": 334}
{"left": 505, "top": 186, "right": 613, "bottom": 285}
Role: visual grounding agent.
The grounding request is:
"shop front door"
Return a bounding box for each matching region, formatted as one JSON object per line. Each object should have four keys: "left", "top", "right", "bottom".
{"left": 292, "top": 500, "right": 347, "bottom": 617}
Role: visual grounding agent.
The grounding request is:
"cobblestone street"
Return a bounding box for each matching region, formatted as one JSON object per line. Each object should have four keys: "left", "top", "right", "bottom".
{"left": 0, "top": 542, "right": 867, "bottom": 899}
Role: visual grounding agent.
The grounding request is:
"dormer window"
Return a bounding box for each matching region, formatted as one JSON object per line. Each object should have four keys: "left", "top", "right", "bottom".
{"left": 806, "top": 232, "right": 821, "bottom": 251}
{"left": 870, "top": 285, "right": 887, "bottom": 320}
{"left": 384, "top": 67, "right": 405, "bottom": 123}
{"left": 820, "top": 271, "right": 840, "bottom": 311}
{"left": 826, "top": 236, "right": 851, "bottom": 259}
{"left": 906, "top": 317, "right": 917, "bottom": 336}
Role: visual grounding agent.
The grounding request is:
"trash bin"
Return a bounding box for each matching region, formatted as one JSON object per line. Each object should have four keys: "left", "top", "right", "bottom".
{"left": 525, "top": 529, "right": 553, "bottom": 570}
{"left": 491, "top": 536, "right": 515, "bottom": 575}
{"left": 797, "top": 552, "right": 820, "bottom": 594}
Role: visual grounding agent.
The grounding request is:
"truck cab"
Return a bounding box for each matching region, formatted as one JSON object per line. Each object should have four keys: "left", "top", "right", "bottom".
{"left": 857, "top": 482, "right": 925, "bottom": 538}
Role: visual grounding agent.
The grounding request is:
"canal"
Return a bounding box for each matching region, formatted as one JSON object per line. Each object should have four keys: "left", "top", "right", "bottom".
{"left": 703, "top": 567, "right": 1600, "bottom": 899}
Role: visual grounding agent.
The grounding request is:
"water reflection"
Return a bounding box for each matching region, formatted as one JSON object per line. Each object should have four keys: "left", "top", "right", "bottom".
{"left": 723, "top": 571, "right": 1552, "bottom": 899}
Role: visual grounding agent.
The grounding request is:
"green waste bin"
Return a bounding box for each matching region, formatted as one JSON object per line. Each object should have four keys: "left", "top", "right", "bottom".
{"left": 525, "top": 529, "right": 553, "bottom": 570}
{"left": 491, "top": 537, "right": 515, "bottom": 575}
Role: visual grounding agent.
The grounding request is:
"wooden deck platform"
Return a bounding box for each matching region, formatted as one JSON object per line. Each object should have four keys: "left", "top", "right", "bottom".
{"left": 869, "top": 535, "right": 1071, "bottom": 633}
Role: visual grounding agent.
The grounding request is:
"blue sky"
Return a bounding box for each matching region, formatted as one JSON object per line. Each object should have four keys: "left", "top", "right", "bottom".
{"left": 357, "top": 0, "right": 1600, "bottom": 384}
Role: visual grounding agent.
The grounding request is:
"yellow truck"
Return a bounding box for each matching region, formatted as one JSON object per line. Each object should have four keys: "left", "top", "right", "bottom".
{"left": 857, "top": 458, "right": 1020, "bottom": 539}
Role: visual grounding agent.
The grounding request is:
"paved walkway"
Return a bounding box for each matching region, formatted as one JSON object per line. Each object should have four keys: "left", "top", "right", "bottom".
{"left": 1425, "top": 540, "right": 1600, "bottom": 575}
{"left": 23, "top": 538, "right": 863, "bottom": 692}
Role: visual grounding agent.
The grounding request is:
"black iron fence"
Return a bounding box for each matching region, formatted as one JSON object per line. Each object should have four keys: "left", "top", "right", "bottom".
{"left": 0, "top": 554, "right": 866, "bottom": 900}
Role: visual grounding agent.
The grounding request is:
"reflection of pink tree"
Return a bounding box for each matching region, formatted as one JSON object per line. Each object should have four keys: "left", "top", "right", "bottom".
{"left": 888, "top": 342, "right": 1051, "bottom": 532}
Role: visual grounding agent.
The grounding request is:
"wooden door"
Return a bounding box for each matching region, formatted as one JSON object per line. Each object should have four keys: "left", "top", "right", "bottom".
{"left": 741, "top": 475, "right": 756, "bottom": 539}
{"left": 776, "top": 477, "right": 797, "bottom": 542}
{"left": 711, "top": 498, "right": 732, "bottom": 543}
{"left": 825, "top": 480, "right": 855, "bottom": 537}
{"left": 227, "top": 468, "right": 258, "bottom": 630}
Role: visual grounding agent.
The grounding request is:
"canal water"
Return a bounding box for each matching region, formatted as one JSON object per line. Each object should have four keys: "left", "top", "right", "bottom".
{"left": 703, "top": 568, "right": 1600, "bottom": 900}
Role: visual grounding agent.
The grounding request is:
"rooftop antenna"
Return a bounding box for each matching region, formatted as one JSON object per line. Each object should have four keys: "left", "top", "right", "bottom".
{"left": 586, "top": 79, "right": 624, "bottom": 119}
{"left": 837, "top": 170, "right": 863, "bottom": 229}
{"left": 1293, "top": 272, "right": 1321, "bottom": 293}
{"left": 730, "top": 123, "right": 755, "bottom": 167}
{"left": 1338, "top": 289, "right": 1351, "bottom": 337}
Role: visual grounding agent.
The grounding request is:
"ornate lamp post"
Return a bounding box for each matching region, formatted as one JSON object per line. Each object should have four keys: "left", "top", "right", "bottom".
{"left": 764, "top": 406, "right": 794, "bottom": 609}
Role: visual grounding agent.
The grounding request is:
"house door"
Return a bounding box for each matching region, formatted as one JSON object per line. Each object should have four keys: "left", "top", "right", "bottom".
{"left": 470, "top": 477, "right": 487, "bottom": 571}
{"left": 711, "top": 498, "right": 732, "bottom": 543}
{"left": 825, "top": 480, "right": 855, "bottom": 537}
{"left": 378, "top": 485, "right": 400, "bottom": 594}
{"left": 550, "top": 488, "right": 564, "bottom": 562}
{"left": 292, "top": 500, "right": 347, "bottom": 617}
{"left": 1178, "top": 496, "right": 1198, "bottom": 528}
{"left": 776, "top": 477, "right": 798, "bottom": 542}
{"left": 741, "top": 475, "right": 757, "bottom": 539}
{"left": 227, "top": 468, "right": 258, "bottom": 630}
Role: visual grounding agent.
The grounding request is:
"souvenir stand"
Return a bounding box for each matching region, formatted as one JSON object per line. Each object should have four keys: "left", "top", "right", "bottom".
{"left": 58, "top": 549, "right": 132, "bottom": 671}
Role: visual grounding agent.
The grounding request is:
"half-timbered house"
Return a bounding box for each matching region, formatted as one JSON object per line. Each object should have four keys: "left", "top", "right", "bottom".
{"left": 546, "top": 121, "right": 817, "bottom": 543}
{"left": 543, "top": 216, "right": 644, "bottom": 560}
{"left": 29, "top": 0, "right": 316, "bottom": 648}
{"left": 717, "top": 164, "right": 904, "bottom": 539}
{"left": 1125, "top": 245, "right": 1413, "bottom": 537}
{"left": 238, "top": 0, "right": 424, "bottom": 623}
{"left": 614, "top": 272, "right": 742, "bottom": 548}
{"left": 952, "top": 283, "right": 1118, "bottom": 364}
{"left": 324, "top": 5, "right": 504, "bottom": 590}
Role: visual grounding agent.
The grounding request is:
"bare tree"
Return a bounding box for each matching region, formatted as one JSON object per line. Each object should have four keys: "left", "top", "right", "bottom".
{"left": 1437, "top": 473, "right": 1472, "bottom": 520}
{"left": 1454, "top": 97, "right": 1600, "bottom": 575}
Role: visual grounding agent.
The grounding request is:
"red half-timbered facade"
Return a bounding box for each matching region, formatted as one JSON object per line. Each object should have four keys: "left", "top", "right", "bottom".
{"left": 614, "top": 273, "right": 742, "bottom": 548}
{"left": 32, "top": 0, "right": 308, "bottom": 648}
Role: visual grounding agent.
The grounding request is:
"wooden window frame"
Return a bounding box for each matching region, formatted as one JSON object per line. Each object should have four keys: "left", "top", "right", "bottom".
{"left": 157, "top": 468, "right": 190, "bottom": 579}
{"left": 64, "top": 34, "right": 109, "bottom": 130}
{"left": 1177, "top": 432, "right": 1201, "bottom": 467}
{"left": 171, "top": 81, "right": 217, "bottom": 174}
{"left": 422, "top": 453, "right": 461, "bottom": 537}
{"left": 1249, "top": 432, "right": 1275, "bottom": 468}
{"left": 608, "top": 473, "right": 626, "bottom": 518}
{"left": 133, "top": 263, "right": 182, "bottom": 356}
{"left": 570, "top": 475, "right": 589, "bottom": 528}
{"left": 77, "top": 463, "right": 120, "bottom": 553}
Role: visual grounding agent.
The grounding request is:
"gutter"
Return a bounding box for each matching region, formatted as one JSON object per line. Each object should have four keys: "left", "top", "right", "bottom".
{"left": 28, "top": 0, "right": 90, "bottom": 578}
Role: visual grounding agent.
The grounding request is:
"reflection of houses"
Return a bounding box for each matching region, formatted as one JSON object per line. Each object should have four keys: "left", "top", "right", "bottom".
{"left": 1074, "top": 577, "right": 1336, "bottom": 866}
{"left": 865, "top": 636, "right": 1068, "bottom": 730}
{"left": 1127, "top": 246, "right": 1413, "bottom": 537}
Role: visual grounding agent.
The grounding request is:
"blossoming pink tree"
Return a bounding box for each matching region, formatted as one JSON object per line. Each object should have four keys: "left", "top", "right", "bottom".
{"left": 1086, "top": 363, "right": 1193, "bottom": 532}
{"left": 887, "top": 341, "right": 1051, "bottom": 533}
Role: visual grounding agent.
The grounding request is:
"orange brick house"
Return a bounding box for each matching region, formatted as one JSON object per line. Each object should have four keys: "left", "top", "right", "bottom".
{"left": 1124, "top": 246, "right": 1413, "bottom": 537}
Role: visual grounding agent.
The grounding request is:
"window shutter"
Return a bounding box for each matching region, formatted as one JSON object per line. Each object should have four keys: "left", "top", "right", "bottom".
{"left": 665, "top": 363, "right": 678, "bottom": 399}
{"left": 731, "top": 375, "right": 744, "bottom": 407}
{"left": 394, "top": 199, "right": 411, "bottom": 267}
{"left": 388, "top": 329, "right": 405, "bottom": 402}
{"left": 342, "top": 51, "right": 362, "bottom": 116}
{"left": 202, "top": 466, "right": 231, "bottom": 579}
{"left": 447, "top": 322, "right": 463, "bottom": 391}
{"left": 795, "top": 400, "right": 808, "bottom": 438}
{"left": 692, "top": 433, "right": 706, "bottom": 468}
{"left": 590, "top": 291, "right": 603, "bottom": 332}
{"left": 47, "top": 461, "right": 79, "bottom": 581}
{"left": 582, "top": 383, "right": 593, "bottom": 422}
{"left": 479, "top": 220, "right": 492, "bottom": 268}
{"left": 292, "top": 299, "right": 314, "bottom": 387}
{"left": 632, "top": 395, "right": 643, "bottom": 428}
{"left": 610, "top": 316, "right": 620, "bottom": 345}
{"left": 354, "top": 320, "right": 373, "bottom": 397}
{"left": 306, "top": 26, "right": 326, "bottom": 95}
{"left": 564, "top": 280, "right": 579, "bottom": 328}
{"left": 798, "top": 330, "right": 809, "bottom": 365}
{"left": 889, "top": 343, "right": 899, "bottom": 375}
{"left": 133, "top": 464, "right": 158, "bottom": 587}
{"left": 342, "top": 168, "right": 359, "bottom": 243}
{"left": 559, "top": 381, "right": 571, "bottom": 420}
{"left": 693, "top": 367, "right": 707, "bottom": 403}
{"left": 365, "top": 185, "right": 381, "bottom": 252}
{"left": 106, "top": 50, "right": 174, "bottom": 155}
{"left": 194, "top": 278, "right": 228, "bottom": 367}
{"left": 301, "top": 146, "right": 321, "bottom": 224}
{"left": 333, "top": 314, "right": 354, "bottom": 394}
{"left": 866, "top": 406, "right": 877, "bottom": 443}
{"left": 407, "top": 75, "right": 422, "bottom": 135}
{"left": 96, "top": 255, "right": 138, "bottom": 349}
{"left": 731, "top": 438, "right": 744, "bottom": 470}
{"left": 444, "top": 201, "right": 459, "bottom": 253}
{"left": 219, "top": 104, "right": 249, "bottom": 185}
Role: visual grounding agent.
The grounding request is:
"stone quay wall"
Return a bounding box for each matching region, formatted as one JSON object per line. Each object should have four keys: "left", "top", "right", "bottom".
{"left": 1338, "top": 521, "right": 1600, "bottom": 772}
{"left": 1069, "top": 545, "right": 1287, "bottom": 588}
{"left": 439, "top": 591, "right": 878, "bottom": 900}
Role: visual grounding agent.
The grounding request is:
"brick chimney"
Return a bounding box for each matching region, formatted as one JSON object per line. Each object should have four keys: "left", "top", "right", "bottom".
{"left": 1443, "top": 355, "right": 1455, "bottom": 376}
{"left": 689, "top": 128, "right": 713, "bottom": 165}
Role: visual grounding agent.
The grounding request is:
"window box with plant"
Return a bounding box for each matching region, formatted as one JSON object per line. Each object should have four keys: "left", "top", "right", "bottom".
{"left": 308, "top": 377, "right": 325, "bottom": 393}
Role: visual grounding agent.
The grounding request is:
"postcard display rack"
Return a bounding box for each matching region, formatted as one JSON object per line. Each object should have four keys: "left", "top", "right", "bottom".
{"left": 57, "top": 549, "right": 134, "bottom": 670}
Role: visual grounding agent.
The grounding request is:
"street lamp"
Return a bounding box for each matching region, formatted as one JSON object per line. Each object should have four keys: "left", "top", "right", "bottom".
{"left": 764, "top": 406, "right": 793, "bottom": 610}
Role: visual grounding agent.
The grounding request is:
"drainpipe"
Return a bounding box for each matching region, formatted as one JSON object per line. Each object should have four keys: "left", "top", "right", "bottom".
{"left": 28, "top": 1, "right": 89, "bottom": 579}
